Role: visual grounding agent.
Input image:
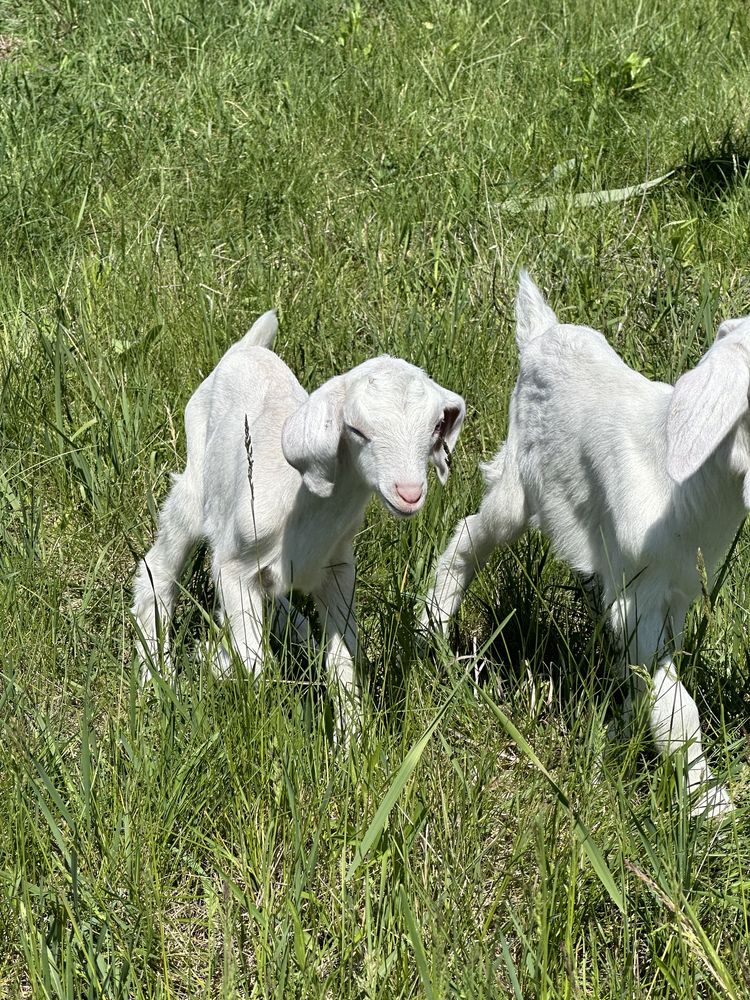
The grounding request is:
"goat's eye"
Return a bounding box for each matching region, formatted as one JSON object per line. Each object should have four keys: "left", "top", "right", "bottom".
{"left": 345, "top": 424, "right": 370, "bottom": 443}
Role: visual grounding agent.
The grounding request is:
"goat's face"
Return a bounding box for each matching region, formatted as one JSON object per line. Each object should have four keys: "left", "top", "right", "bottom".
{"left": 282, "top": 356, "right": 465, "bottom": 511}
{"left": 667, "top": 316, "right": 750, "bottom": 489}
{"left": 341, "top": 360, "right": 465, "bottom": 517}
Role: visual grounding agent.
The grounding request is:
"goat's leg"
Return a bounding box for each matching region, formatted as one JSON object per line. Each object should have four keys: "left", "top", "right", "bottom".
{"left": 607, "top": 593, "right": 655, "bottom": 734}
{"left": 313, "top": 553, "right": 359, "bottom": 737}
{"left": 273, "top": 595, "right": 319, "bottom": 659}
{"left": 132, "top": 474, "right": 203, "bottom": 682}
{"left": 212, "top": 559, "right": 264, "bottom": 678}
{"left": 612, "top": 597, "right": 732, "bottom": 817}
{"left": 422, "top": 446, "right": 527, "bottom": 634}
{"left": 649, "top": 656, "right": 732, "bottom": 817}
{"left": 578, "top": 572, "right": 604, "bottom": 617}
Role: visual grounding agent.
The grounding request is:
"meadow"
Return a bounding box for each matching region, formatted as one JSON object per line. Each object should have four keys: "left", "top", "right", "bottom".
{"left": 1, "top": 0, "right": 750, "bottom": 995}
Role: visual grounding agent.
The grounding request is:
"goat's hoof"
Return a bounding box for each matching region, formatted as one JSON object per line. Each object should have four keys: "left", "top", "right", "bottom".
{"left": 208, "top": 645, "right": 235, "bottom": 679}
{"left": 137, "top": 654, "right": 174, "bottom": 688}
{"left": 213, "top": 648, "right": 235, "bottom": 679}
{"left": 331, "top": 704, "right": 362, "bottom": 750}
{"left": 605, "top": 714, "right": 635, "bottom": 746}
{"left": 194, "top": 641, "right": 231, "bottom": 679}
{"left": 690, "top": 783, "right": 733, "bottom": 820}
{"left": 413, "top": 619, "right": 431, "bottom": 651}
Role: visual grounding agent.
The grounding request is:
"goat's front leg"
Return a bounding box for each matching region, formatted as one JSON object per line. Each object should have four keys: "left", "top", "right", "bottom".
{"left": 212, "top": 557, "right": 265, "bottom": 678}
{"left": 422, "top": 445, "right": 528, "bottom": 634}
{"left": 611, "top": 596, "right": 732, "bottom": 818}
{"left": 313, "top": 552, "right": 360, "bottom": 737}
{"left": 422, "top": 512, "right": 499, "bottom": 634}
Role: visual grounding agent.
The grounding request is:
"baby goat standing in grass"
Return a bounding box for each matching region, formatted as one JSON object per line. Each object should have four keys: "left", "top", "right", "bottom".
{"left": 424, "top": 272, "right": 747, "bottom": 816}
{"left": 132, "top": 311, "right": 465, "bottom": 731}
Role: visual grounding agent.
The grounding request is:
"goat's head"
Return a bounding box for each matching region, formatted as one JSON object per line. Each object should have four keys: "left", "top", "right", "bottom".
{"left": 667, "top": 316, "right": 750, "bottom": 493}
{"left": 281, "top": 356, "right": 465, "bottom": 515}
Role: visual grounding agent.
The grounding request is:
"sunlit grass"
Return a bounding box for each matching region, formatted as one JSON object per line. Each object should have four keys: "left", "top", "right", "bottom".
{"left": 1, "top": 0, "right": 749, "bottom": 995}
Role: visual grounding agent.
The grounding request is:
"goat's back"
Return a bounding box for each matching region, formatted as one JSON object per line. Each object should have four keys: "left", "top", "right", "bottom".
{"left": 184, "top": 346, "right": 307, "bottom": 552}
{"left": 514, "top": 323, "right": 665, "bottom": 438}
{"left": 508, "top": 323, "right": 674, "bottom": 577}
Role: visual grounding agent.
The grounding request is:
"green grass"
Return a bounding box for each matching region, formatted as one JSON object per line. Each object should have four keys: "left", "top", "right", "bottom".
{"left": 2, "top": 0, "right": 750, "bottom": 995}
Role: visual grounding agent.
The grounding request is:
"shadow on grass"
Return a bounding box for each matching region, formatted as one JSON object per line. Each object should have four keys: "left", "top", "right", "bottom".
{"left": 384, "top": 534, "right": 621, "bottom": 731}
{"left": 409, "top": 532, "right": 747, "bottom": 746}
{"left": 679, "top": 129, "right": 750, "bottom": 202}
{"left": 169, "top": 546, "right": 327, "bottom": 696}
{"left": 453, "top": 537, "right": 619, "bottom": 724}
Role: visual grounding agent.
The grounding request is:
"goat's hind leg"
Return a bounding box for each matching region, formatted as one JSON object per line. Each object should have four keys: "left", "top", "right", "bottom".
{"left": 132, "top": 474, "right": 203, "bottom": 682}
{"left": 613, "top": 599, "right": 732, "bottom": 818}
{"left": 423, "top": 444, "right": 528, "bottom": 634}
{"left": 649, "top": 654, "right": 732, "bottom": 818}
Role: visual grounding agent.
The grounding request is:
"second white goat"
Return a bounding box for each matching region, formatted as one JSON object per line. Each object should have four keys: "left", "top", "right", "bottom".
{"left": 133, "top": 311, "right": 465, "bottom": 730}
{"left": 424, "top": 271, "right": 747, "bottom": 816}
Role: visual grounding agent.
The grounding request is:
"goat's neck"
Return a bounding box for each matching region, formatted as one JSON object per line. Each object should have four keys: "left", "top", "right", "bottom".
{"left": 294, "top": 450, "right": 372, "bottom": 542}
{"left": 326, "top": 449, "right": 372, "bottom": 527}
{"left": 276, "top": 470, "right": 371, "bottom": 595}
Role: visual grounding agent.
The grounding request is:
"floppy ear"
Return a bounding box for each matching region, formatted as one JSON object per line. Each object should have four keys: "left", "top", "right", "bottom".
{"left": 666, "top": 339, "right": 750, "bottom": 483}
{"left": 281, "top": 376, "right": 345, "bottom": 498}
{"left": 430, "top": 390, "right": 466, "bottom": 484}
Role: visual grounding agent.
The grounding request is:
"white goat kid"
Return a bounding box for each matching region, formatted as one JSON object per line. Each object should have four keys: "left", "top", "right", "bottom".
{"left": 424, "top": 271, "right": 747, "bottom": 817}
{"left": 132, "top": 311, "right": 465, "bottom": 730}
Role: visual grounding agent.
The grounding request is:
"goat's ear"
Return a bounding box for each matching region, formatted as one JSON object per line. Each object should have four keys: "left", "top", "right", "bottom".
{"left": 431, "top": 391, "right": 466, "bottom": 485}
{"left": 666, "top": 340, "right": 750, "bottom": 483}
{"left": 282, "top": 377, "right": 345, "bottom": 498}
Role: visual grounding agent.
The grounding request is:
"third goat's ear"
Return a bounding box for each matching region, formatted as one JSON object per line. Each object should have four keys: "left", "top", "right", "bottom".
{"left": 666, "top": 341, "right": 750, "bottom": 483}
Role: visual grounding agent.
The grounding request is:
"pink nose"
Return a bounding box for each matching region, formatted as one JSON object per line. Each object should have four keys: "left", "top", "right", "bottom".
{"left": 395, "top": 483, "right": 423, "bottom": 505}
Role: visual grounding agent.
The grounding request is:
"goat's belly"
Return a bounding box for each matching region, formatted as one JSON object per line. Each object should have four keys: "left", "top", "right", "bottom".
{"left": 533, "top": 505, "right": 600, "bottom": 577}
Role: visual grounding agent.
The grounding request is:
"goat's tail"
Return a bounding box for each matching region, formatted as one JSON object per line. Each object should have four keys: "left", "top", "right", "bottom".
{"left": 241, "top": 309, "right": 278, "bottom": 350}
{"left": 515, "top": 270, "right": 557, "bottom": 348}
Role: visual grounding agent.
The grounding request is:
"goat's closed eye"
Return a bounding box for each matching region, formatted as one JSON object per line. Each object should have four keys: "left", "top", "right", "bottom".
{"left": 345, "top": 424, "right": 370, "bottom": 442}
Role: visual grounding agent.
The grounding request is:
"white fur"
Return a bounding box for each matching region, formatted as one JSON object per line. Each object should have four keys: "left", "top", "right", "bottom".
{"left": 132, "top": 310, "right": 465, "bottom": 730}
{"left": 424, "top": 271, "right": 749, "bottom": 817}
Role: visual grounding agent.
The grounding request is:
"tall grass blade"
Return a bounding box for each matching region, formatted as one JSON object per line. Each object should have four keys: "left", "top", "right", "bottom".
{"left": 501, "top": 171, "right": 674, "bottom": 212}
{"left": 347, "top": 672, "right": 468, "bottom": 881}
{"left": 477, "top": 688, "right": 626, "bottom": 915}
{"left": 399, "top": 884, "right": 434, "bottom": 1000}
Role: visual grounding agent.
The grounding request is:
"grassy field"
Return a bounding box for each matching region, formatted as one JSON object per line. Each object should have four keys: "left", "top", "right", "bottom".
{"left": 2, "top": 0, "right": 750, "bottom": 995}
